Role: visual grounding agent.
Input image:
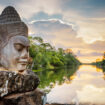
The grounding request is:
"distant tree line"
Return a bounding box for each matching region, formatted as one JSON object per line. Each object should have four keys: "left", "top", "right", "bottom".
{"left": 28, "top": 36, "right": 81, "bottom": 71}
{"left": 92, "top": 52, "right": 105, "bottom": 67}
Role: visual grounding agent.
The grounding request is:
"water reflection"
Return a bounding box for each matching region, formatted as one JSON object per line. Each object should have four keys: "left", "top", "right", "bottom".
{"left": 46, "top": 65, "right": 105, "bottom": 105}
{"left": 98, "top": 66, "right": 105, "bottom": 81}
{"left": 36, "top": 66, "right": 79, "bottom": 92}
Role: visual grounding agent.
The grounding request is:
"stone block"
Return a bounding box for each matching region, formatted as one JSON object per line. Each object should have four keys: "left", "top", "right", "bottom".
{"left": 0, "top": 70, "right": 39, "bottom": 97}
{"left": 0, "top": 89, "right": 46, "bottom": 105}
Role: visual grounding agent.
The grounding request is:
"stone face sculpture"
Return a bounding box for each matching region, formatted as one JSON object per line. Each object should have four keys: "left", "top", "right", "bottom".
{"left": 0, "top": 6, "right": 46, "bottom": 105}
{"left": 0, "top": 6, "right": 29, "bottom": 72}
{"left": 0, "top": 6, "right": 44, "bottom": 105}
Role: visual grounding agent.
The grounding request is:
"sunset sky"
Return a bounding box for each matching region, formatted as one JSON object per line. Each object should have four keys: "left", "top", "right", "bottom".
{"left": 0, "top": 0, "right": 105, "bottom": 63}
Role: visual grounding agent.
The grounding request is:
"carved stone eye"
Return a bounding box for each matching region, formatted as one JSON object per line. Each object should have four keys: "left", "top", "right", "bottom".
{"left": 14, "top": 44, "right": 24, "bottom": 52}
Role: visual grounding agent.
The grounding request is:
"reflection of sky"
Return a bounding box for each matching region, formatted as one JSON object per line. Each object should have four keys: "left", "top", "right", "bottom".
{"left": 47, "top": 65, "right": 105, "bottom": 104}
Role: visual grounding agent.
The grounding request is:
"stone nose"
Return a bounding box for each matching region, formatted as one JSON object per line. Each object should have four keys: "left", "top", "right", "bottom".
{"left": 21, "top": 48, "right": 29, "bottom": 59}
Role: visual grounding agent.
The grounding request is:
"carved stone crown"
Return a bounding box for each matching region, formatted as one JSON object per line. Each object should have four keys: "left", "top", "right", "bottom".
{"left": 0, "top": 6, "right": 21, "bottom": 24}
{"left": 0, "top": 6, "right": 28, "bottom": 48}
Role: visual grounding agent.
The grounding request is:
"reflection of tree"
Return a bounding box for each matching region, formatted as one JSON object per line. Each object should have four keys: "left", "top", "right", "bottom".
{"left": 97, "top": 66, "right": 105, "bottom": 72}
{"left": 102, "top": 66, "right": 105, "bottom": 80}
{"left": 103, "top": 52, "right": 105, "bottom": 60}
{"left": 35, "top": 65, "right": 79, "bottom": 90}
{"left": 96, "top": 68, "right": 103, "bottom": 72}
{"left": 96, "top": 66, "right": 105, "bottom": 80}
{"left": 102, "top": 66, "right": 105, "bottom": 72}
{"left": 103, "top": 72, "right": 105, "bottom": 80}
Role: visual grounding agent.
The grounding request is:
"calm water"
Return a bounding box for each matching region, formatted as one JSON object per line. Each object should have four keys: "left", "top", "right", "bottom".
{"left": 36, "top": 65, "right": 105, "bottom": 105}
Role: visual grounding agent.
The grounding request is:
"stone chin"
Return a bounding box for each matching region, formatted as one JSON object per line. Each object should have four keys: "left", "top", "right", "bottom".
{"left": 0, "top": 35, "right": 30, "bottom": 72}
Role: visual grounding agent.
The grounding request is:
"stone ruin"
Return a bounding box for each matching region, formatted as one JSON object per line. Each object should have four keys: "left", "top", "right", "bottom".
{"left": 0, "top": 6, "right": 46, "bottom": 105}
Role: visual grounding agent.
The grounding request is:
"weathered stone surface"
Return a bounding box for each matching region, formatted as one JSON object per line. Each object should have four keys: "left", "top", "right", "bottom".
{"left": 0, "top": 6, "right": 29, "bottom": 71}
{"left": 0, "top": 6, "right": 44, "bottom": 105}
{"left": 0, "top": 70, "right": 39, "bottom": 97}
{"left": 0, "top": 89, "right": 46, "bottom": 105}
{"left": 0, "top": 6, "right": 21, "bottom": 24}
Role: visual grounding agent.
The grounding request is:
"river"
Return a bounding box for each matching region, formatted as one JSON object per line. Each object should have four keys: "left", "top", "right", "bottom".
{"left": 36, "top": 65, "right": 105, "bottom": 105}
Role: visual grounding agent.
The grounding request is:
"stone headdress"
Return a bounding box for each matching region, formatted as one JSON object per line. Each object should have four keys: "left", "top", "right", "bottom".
{"left": 0, "top": 6, "right": 28, "bottom": 49}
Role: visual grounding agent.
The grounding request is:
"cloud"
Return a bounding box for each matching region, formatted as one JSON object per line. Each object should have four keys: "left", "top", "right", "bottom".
{"left": 0, "top": 0, "right": 105, "bottom": 44}
{"left": 77, "top": 50, "right": 103, "bottom": 57}
{"left": 15, "top": 0, "right": 62, "bottom": 19}
{"left": 77, "top": 18, "right": 105, "bottom": 43}
{"left": 1, "top": 0, "right": 105, "bottom": 19}
{"left": 0, "top": 4, "right": 5, "bottom": 12}
{"left": 30, "top": 12, "right": 62, "bottom": 20}
{"left": 15, "top": 0, "right": 105, "bottom": 44}
{"left": 29, "top": 19, "right": 80, "bottom": 47}
{"left": 0, "top": 0, "right": 62, "bottom": 19}
{"left": 29, "top": 19, "right": 105, "bottom": 63}
{"left": 88, "top": 40, "right": 105, "bottom": 52}
{"left": 60, "top": 0, "right": 105, "bottom": 18}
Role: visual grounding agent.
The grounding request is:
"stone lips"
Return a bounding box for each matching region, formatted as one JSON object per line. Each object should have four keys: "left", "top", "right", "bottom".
{"left": 0, "top": 70, "right": 40, "bottom": 97}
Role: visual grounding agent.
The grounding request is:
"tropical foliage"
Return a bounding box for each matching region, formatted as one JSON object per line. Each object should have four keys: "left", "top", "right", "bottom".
{"left": 28, "top": 36, "right": 80, "bottom": 71}
{"left": 92, "top": 52, "right": 105, "bottom": 67}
